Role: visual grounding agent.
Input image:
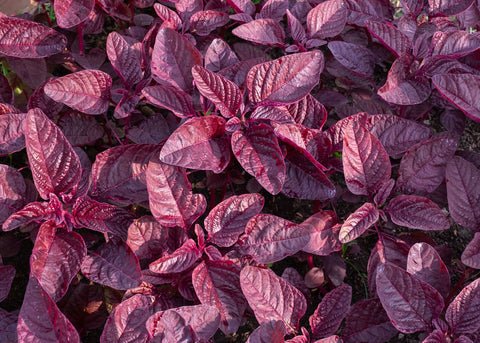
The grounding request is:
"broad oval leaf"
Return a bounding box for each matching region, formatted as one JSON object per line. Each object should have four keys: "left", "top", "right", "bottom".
{"left": 149, "top": 239, "right": 201, "bottom": 274}
{"left": 247, "top": 320, "right": 287, "bottom": 343}
{"left": 54, "top": 0, "right": 95, "bottom": 28}
{"left": 44, "top": 70, "right": 112, "bottom": 115}
{"left": 328, "top": 41, "right": 375, "bottom": 77}
{"left": 232, "top": 18, "right": 285, "bottom": 46}
{"left": 286, "top": 94, "right": 327, "bottom": 129}
{"left": 25, "top": 108, "right": 81, "bottom": 201}
{"left": 145, "top": 310, "right": 193, "bottom": 342}
{"left": 190, "top": 10, "right": 230, "bottom": 36}
{"left": 192, "top": 260, "right": 247, "bottom": 334}
{"left": 0, "top": 164, "right": 26, "bottom": 224}
{"left": 339, "top": 203, "right": 379, "bottom": 243}
{"left": 240, "top": 265, "right": 307, "bottom": 333}
{"left": 301, "top": 211, "right": 342, "bottom": 256}
{"left": 31, "top": 221, "right": 86, "bottom": 302}
{"left": 429, "top": 0, "right": 474, "bottom": 16}
{"left": 153, "top": 3, "right": 182, "bottom": 31}
{"left": 141, "top": 85, "right": 195, "bottom": 118}
{"left": 160, "top": 116, "right": 230, "bottom": 173}
{"left": 431, "top": 30, "right": 480, "bottom": 58}
{"left": 81, "top": 237, "right": 142, "bottom": 290}
{"left": 462, "top": 233, "right": 480, "bottom": 268}
{"left": 28, "top": 78, "right": 64, "bottom": 119}
{"left": 365, "top": 20, "right": 411, "bottom": 57}
{"left": 204, "top": 193, "right": 264, "bottom": 247}
{"left": 107, "top": 32, "right": 143, "bottom": 87}
{"left": 307, "top": 0, "right": 347, "bottom": 39}
{"left": 205, "top": 38, "right": 240, "bottom": 72}
{"left": 345, "top": 0, "right": 394, "bottom": 26}
{"left": 0, "top": 113, "right": 26, "bottom": 157}
{"left": 0, "top": 17, "right": 67, "bottom": 58}
{"left": 127, "top": 216, "right": 168, "bottom": 261}
{"left": 57, "top": 110, "right": 104, "bottom": 147}
{"left": 238, "top": 214, "right": 309, "bottom": 263}
{"left": 446, "top": 278, "right": 480, "bottom": 334}
{"left": 376, "top": 263, "right": 444, "bottom": 334}
{"left": 246, "top": 51, "right": 324, "bottom": 106}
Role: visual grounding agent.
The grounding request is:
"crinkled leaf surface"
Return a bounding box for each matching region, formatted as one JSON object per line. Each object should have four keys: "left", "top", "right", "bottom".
{"left": 57, "top": 110, "right": 104, "bottom": 147}
{"left": 54, "top": 0, "right": 95, "bottom": 28}
{"left": 142, "top": 85, "right": 195, "bottom": 118}
{"left": 232, "top": 18, "right": 285, "bottom": 46}
{"left": 205, "top": 38, "right": 240, "bottom": 72}
{"left": 462, "top": 233, "right": 480, "bottom": 268}
{"left": 44, "top": 70, "right": 112, "bottom": 115}
{"left": 431, "top": 30, "right": 480, "bottom": 58}
{"left": 0, "top": 113, "right": 26, "bottom": 157}
{"left": 301, "top": 211, "right": 342, "bottom": 256}
{"left": 190, "top": 10, "right": 230, "bottom": 36}
{"left": 339, "top": 203, "right": 379, "bottom": 243}
{"left": 146, "top": 310, "right": 193, "bottom": 342}
{"left": 107, "top": 32, "right": 143, "bottom": 87}
{"left": 328, "top": 41, "right": 375, "bottom": 77}
{"left": 127, "top": 216, "right": 168, "bottom": 261}
{"left": 446, "top": 278, "right": 480, "bottom": 334}
{"left": 429, "top": 0, "right": 474, "bottom": 16}
{"left": 149, "top": 239, "right": 201, "bottom": 274}
{"left": 247, "top": 320, "right": 287, "bottom": 343}
{"left": 365, "top": 20, "right": 411, "bottom": 57}
{"left": 240, "top": 265, "right": 307, "bottom": 334}
{"left": 307, "top": 0, "right": 347, "bottom": 39}
{"left": 247, "top": 51, "right": 324, "bottom": 105}
{"left": 0, "top": 164, "right": 26, "bottom": 225}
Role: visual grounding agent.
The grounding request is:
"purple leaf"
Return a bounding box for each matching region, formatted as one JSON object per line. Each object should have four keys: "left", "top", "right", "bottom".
{"left": 431, "top": 31, "right": 480, "bottom": 58}
{"left": 429, "top": 0, "right": 474, "bottom": 16}
{"left": 107, "top": 32, "right": 143, "bottom": 87}
{"left": 226, "top": 0, "right": 255, "bottom": 16}
{"left": 247, "top": 51, "right": 324, "bottom": 105}
{"left": 247, "top": 320, "right": 287, "bottom": 343}
{"left": 287, "top": 9, "right": 306, "bottom": 43}
{"left": 204, "top": 193, "right": 264, "bottom": 247}
{"left": 91, "top": 144, "right": 159, "bottom": 205}
{"left": 339, "top": 203, "right": 379, "bottom": 243}
{"left": 54, "top": 0, "right": 95, "bottom": 28}
{"left": 0, "top": 164, "right": 26, "bottom": 224}
{"left": 233, "top": 18, "right": 285, "bottom": 46}
{"left": 376, "top": 263, "right": 444, "bottom": 334}
{"left": 57, "top": 110, "right": 104, "bottom": 146}
{"left": 149, "top": 239, "right": 201, "bottom": 274}
{"left": 301, "top": 211, "right": 342, "bottom": 256}
{"left": 462, "top": 233, "right": 480, "bottom": 268}
{"left": 205, "top": 38, "right": 240, "bottom": 72}
{"left": 365, "top": 21, "right": 411, "bottom": 57}
{"left": 142, "top": 85, "right": 195, "bottom": 118}
{"left": 190, "top": 10, "right": 230, "bottom": 36}
{"left": 231, "top": 123, "right": 285, "bottom": 194}
{"left": 240, "top": 265, "right": 307, "bottom": 333}
{"left": 432, "top": 74, "right": 480, "bottom": 123}
{"left": 0, "top": 308, "right": 17, "bottom": 342}
{"left": 342, "top": 298, "right": 397, "bottom": 343}
{"left": 374, "top": 179, "right": 395, "bottom": 206}
{"left": 0, "top": 265, "right": 14, "bottom": 303}
{"left": 0, "top": 113, "right": 26, "bottom": 157}
{"left": 273, "top": 123, "right": 317, "bottom": 152}
{"left": 386, "top": 195, "right": 450, "bottom": 231}
{"left": 146, "top": 310, "right": 193, "bottom": 342}
{"left": 407, "top": 242, "right": 450, "bottom": 299}
{"left": 0, "top": 104, "right": 20, "bottom": 115}
{"left": 239, "top": 214, "right": 309, "bottom": 263}
{"left": 81, "top": 237, "right": 142, "bottom": 290}
{"left": 286, "top": 94, "right": 327, "bottom": 129}
{"left": 192, "top": 65, "right": 242, "bottom": 118}
{"left": 146, "top": 154, "right": 206, "bottom": 229}
{"left": 151, "top": 28, "right": 202, "bottom": 93}
{"left": 126, "top": 114, "right": 171, "bottom": 144}
{"left": 0, "top": 16, "right": 67, "bottom": 58}
{"left": 396, "top": 135, "right": 458, "bottom": 193}
{"left": 310, "top": 284, "right": 352, "bottom": 338}
{"left": 31, "top": 221, "right": 86, "bottom": 302}
{"left": 0, "top": 74, "right": 12, "bottom": 104}
{"left": 44, "top": 70, "right": 111, "bottom": 115}
{"left": 259, "top": 0, "right": 288, "bottom": 21}
{"left": 446, "top": 278, "right": 480, "bottom": 334}
{"left": 72, "top": 196, "right": 134, "bottom": 238}
{"left": 345, "top": 0, "right": 393, "bottom": 26}
{"left": 192, "top": 260, "right": 247, "bottom": 334}
{"left": 127, "top": 216, "right": 168, "bottom": 261}
{"left": 28, "top": 78, "right": 64, "bottom": 119}
{"left": 328, "top": 41, "right": 375, "bottom": 77}
{"left": 153, "top": 3, "right": 182, "bottom": 31}
{"left": 25, "top": 108, "right": 81, "bottom": 201}
{"left": 18, "top": 277, "right": 80, "bottom": 342}
{"left": 307, "top": 0, "right": 347, "bottom": 39}
{"left": 326, "top": 112, "right": 369, "bottom": 152}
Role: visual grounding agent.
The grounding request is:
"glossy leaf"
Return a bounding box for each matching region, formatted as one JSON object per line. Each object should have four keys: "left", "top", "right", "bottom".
{"left": 259, "top": 0, "right": 288, "bottom": 21}
{"left": 286, "top": 94, "right": 327, "bottom": 129}
{"left": 54, "top": 0, "right": 95, "bottom": 28}
{"left": 127, "top": 216, "right": 168, "bottom": 261}
{"left": 149, "top": 239, "right": 201, "bottom": 274}
{"left": 365, "top": 20, "right": 411, "bottom": 57}
{"left": 142, "top": 85, "right": 195, "bottom": 118}
{"left": 0, "top": 113, "right": 25, "bottom": 157}
{"left": 307, "top": 0, "right": 347, "bottom": 39}
{"left": 153, "top": 3, "right": 182, "bottom": 31}
{"left": 345, "top": 0, "right": 393, "bottom": 26}
{"left": 339, "top": 203, "right": 379, "bottom": 243}
{"left": 328, "top": 41, "right": 375, "bottom": 77}
{"left": 107, "top": 32, "right": 143, "bottom": 87}
{"left": 431, "top": 30, "right": 480, "bottom": 58}
{"left": 462, "top": 233, "right": 480, "bottom": 268}
{"left": 28, "top": 78, "right": 64, "bottom": 119}
{"left": 232, "top": 19, "right": 285, "bottom": 46}
{"left": 190, "top": 10, "right": 230, "bottom": 36}
{"left": 301, "top": 211, "right": 342, "bottom": 256}
{"left": 429, "top": 0, "right": 474, "bottom": 16}
{"left": 446, "top": 278, "right": 480, "bottom": 334}
{"left": 247, "top": 320, "right": 287, "bottom": 343}
{"left": 205, "top": 38, "right": 240, "bottom": 72}
{"left": 0, "top": 164, "right": 26, "bottom": 225}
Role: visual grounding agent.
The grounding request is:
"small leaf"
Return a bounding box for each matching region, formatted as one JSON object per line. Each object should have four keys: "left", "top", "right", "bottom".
{"left": 446, "top": 278, "right": 480, "bottom": 334}
{"left": 0, "top": 113, "right": 25, "bottom": 157}
{"left": 232, "top": 19, "right": 285, "bottom": 46}
{"left": 142, "top": 85, "right": 195, "bottom": 118}
{"left": 339, "top": 203, "right": 379, "bottom": 243}
{"left": 0, "top": 164, "right": 26, "bottom": 225}
{"left": 205, "top": 38, "right": 239, "bottom": 72}
{"left": 57, "top": 110, "right": 104, "bottom": 147}
{"left": 307, "top": 0, "right": 347, "bottom": 39}
{"left": 301, "top": 211, "right": 342, "bottom": 256}
{"left": 462, "top": 233, "right": 480, "bottom": 269}
{"left": 54, "top": 0, "right": 95, "bottom": 29}
{"left": 0, "top": 265, "right": 14, "bottom": 303}
{"left": 149, "top": 239, "right": 201, "bottom": 274}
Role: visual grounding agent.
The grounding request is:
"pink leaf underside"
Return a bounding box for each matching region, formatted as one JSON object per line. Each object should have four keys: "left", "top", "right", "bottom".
{"left": 106, "top": 32, "right": 143, "bottom": 87}
{"left": 239, "top": 213, "right": 310, "bottom": 263}
{"left": 365, "top": 20, "right": 411, "bottom": 57}
{"left": 446, "top": 277, "right": 480, "bottom": 334}
{"left": 339, "top": 202, "right": 379, "bottom": 243}
{"left": 17, "top": 277, "right": 80, "bottom": 343}
{"left": 25, "top": 108, "right": 81, "bottom": 201}
{"left": 246, "top": 320, "right": 287, "bottom": 343}
{"left": 432, "top": 73, "right": 480, "bottom": 123}
{"left": 190, "top": 10, "right": 230, "bottom": 36}
{"left": 407, "top": 242, "right": 450, "bottom": 299}
{"left": 0, "top": 16, "right": 67, "bottom": 58}
{"left": 376, "top": 263, "right": 444, "bottom": 334}
{"left": 44, "top": 70, "right": 112, "bottom": 114}
{"left": 309, "top": 284, "right": 352, "bottom": 339}
{"left": 307, "top": 0, "right": 347, "bottom": 39}
{"left": 31, "top": 221, "right": 86, "bottom": 302}
{"left": 342, "top": 298, "right": 397, "bottom": 343}
{"left": 205, "top": 38, "right": 240, "bottom": 72}
{"left": 149, "top": 239, "right": 201, "bottom": 274}
{"left": 378, "top": 54, "right": 430, "bottom": 105}
{"left": 91, "top": 143, "right": 160, "bottom": 205}
{"left": 159, "top": 115, "right": 231, "bottom": 173}
{"left": 192, "top": 260, "right": 247, "bottom": 334}
{"left": 126, "top": 215, "right": 168, "bottom": 260}
{"left": 246, "top": 51, "right": 324, "bottom": 105}
{"left": 192, "top": 65, "right": 242, "bottom": 118}
{"left": 301, "top": 210, "right": 342, "bottom": 256}
{"left": 396, "top": 135, "right": 458, "bottom": 193}
{"left": 232, "top": 18, "right": 285, "bottom": 46}
{"left": 204, "top": 193, "right": 264, "bottom": 247}
{"left": 81, "top": 237, "right": 142, "bottom": 290}
{"left": 231, "top": 123, "right": 285, "bottom": 194}
{"left": 240, "top": 265, "right": 307, "bottom": 334}
{"left": 462, "top": 232, "right": 480, "bottom": 268}
{"left": 57, "top": 110, "right": 104, "bottom": 147}
{"left": 0, "top": 164, "right": 26, "bottom": 224}
{"left": 386, "top": 195, "right": 450, "bottom": 231}
{"left": 141, "top": 85, "right": 195, "bottom": 118}
{"left": 151, "top": 27, "right": 202, "bottom": 93}
{"left": 54, "top": 0, "right": 95, "bottom": 28}
{"left": 328, "top": 41, "right": 375, "bottom": 77}
{"left": 72, "top": 196, "right": 134, "bottom": 238}
{"left": 146, "top": 154, "right": 206, "bottom": 229}
{"left": 342, "top": 119, "right": 391, "bottom": 196}
{"left": 273, "top": 122, "right": 317, "bottom": 152}
{"left": 0, "top": 265, "right": 15, "bottom": 303}
{"left": 431, "top": 30, "right": 480, "bottom": 58}
{"left": 147, "top": 310, "right": 194, "bottom": 342}
{"left": 367, "top": 114, "right": 432, "bottom": 157}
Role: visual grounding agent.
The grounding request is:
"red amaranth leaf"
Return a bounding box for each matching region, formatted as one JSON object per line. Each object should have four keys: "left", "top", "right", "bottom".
{"left": 247, "top": 320, "right": 287, "bottom": 343}
{"left": 205, "top": 38, "right": 240, "bottom": 72}
{"left": 0, "top": 113, "right": 26, "bottom": 157}
{"left": 446, "top": 278, "right": 480, "bottom": 334}
{"left": 149, "top": 239, "right": 201, "bottom": 274}
{"left": 339, "top": 203, "right": 379, "bottom": 243}
{"left": 365, "top": 20, "right": 411, "bottom": 57}
{"left": 54, "top": 0, "right": 95, "bottom": 29}
{"left": 232, "top": 18, "right": 285, "bottom": 46}
{"left": 107, "top": 32, "right": 143, "bottom": 87}
{"left": 462, "top": 233, "right": 480, "bottom": 268}
{"left": 57, "top": 110, "right": 104, "bottom": 147}
{"left": 431, "top": 30, "right": 480, "bottom": 58}
{"left": 0, "top": 164, "right": 26, "bottom": 225}
{"left": 0, "top": 265, "right": 14, "bottom": 303}
{"left": 307, "top": 0, "right": 347, "bottom": 39}
{"left": 153, "top": 3, "right": 182, "bottom": 31}
{"left": 127, "top": 216, "right": 168, "bottom": 261}
{"left": 190, "top": 10, "right": 230, "bottom": 36}
{"left": 328, "top": 41, "right": 375, "bottom": 77}
{"left": 142, "top": 85, "right": 195, "bottom": 118}
{"left": 301, "top": 211, "right": 342, "bottom": 256}
{"left": 429, "top": 0, "right": 474, "bottom": 16}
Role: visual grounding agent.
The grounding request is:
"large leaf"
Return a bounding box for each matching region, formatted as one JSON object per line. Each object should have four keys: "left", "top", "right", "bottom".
{"left": 204, "top": 193, "right": 264, "bottom": 247}
{"left": 141, "top": 85, "right": 195, "bottom": 118}
{"left": 25, "top": 108, "right": 81, "bottom": 201}
{"left": 345, "top": 0, "right": 393, "bottom": 26}
{"left": 240, "top": 265, "right": 307, "bottom": 333}
{"left": 376, "top": 263, "right": 444, "bottom": 334}
{"left": 146, "top": 154, "right": 206, "bottom": 229}
{"left": 232, "top": 18, "right": 285, "bottom": 46}
{"left": 385, "top": 195, "right": 450, "bottom": 231}
{"left": 30, "top": 221, "right": 86, "bottom": 302}
{"left": 107, "top": 32, "right": 143, "bottom": 87}
{"left": 307, "top": 0, "right": 347, "bottom": 39}
{"left": 446, "top": 278, "right": 480, "bottom": 334}
{"left": 246, "top": 51, "right": 324, "bottom": 105}
{"left": 192, "top": 260, "right": 247, "bottom": 334}
{"left": 57, "top": 110, "right": 104, "bottom": 147}
{"left": 44, "top": 70, "right": 112, "bottom": 115}
{"left": 462, "top": 233, "right": 480, "bottom": 268}
{"left": 17, "top": 277, "right": 80, "bottom": 342}
{"left": 301, "top": 211, "right": 342, "bottom": 256}
{"left": 231, "top": 123, "right": 285, "bottom": 194}
{"left": 432, "top": 74, "right": 480, "bottom": 123}
{"left": 153, "top": 3, "right": 182, "bottom": 31}
{"left": 0, "top": 16, "right": 67, "bottom": 58}
{"left": 54, "top": 0, "right": 95, "bottom": 28}
{"left": 160, "top": 116, "right": 230, "bottom": 173}
{"left": 28, "top": 78, "right": 64, "bottom": 119}
{"left": 328, "top": 41, "right": 375, "bottom": 77}
{"left": 247, "top": 320, "right": 287, "bottom": 343}
{"left": 190, "top": 10, "right": 230, "bottom": 36}
{"left": 151, "top": 28, "right": 202, "bottom": 93}
{"left": 365, "top": 20, "right": 411, "bottom": 57}
{"left": 339, "top": 203, "right": 379, "bottom": 243}
{"left": 0, "top": 164, "right": 26, "bottom": 225}
{"left": 127, "top": 216, "right": 168, "bottom": 261}
{"left": 205, "top": 38, "right": 240, "bottom": 72}
{"left": 429, "top": 0, "right": 474, "bottom": 16}
{"left": 0, "top": 113, "right": 26, "bottom": 157}
{"left": 431, "top": 30, "right": 480, "bottom": 58}
{"left": 145, "top": 310, "right": 193, "bottom": 342}
{"left": 81, "top": 237, "right": 142, "bottom": 290}
{"left": 149, "top": 239, "right": 201, "bottom": 274}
